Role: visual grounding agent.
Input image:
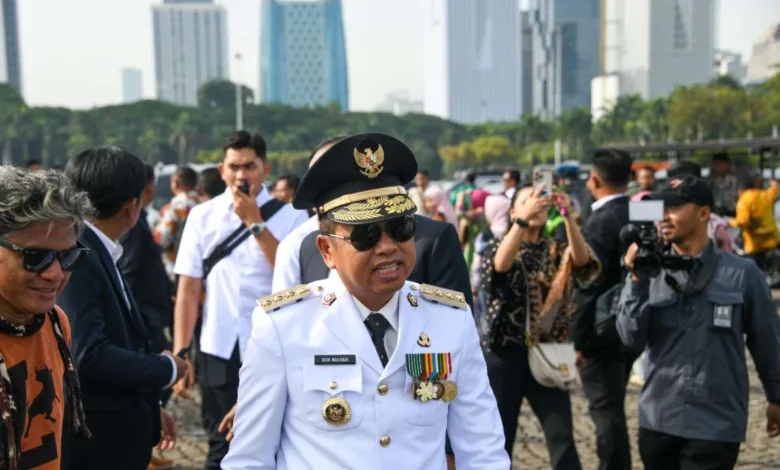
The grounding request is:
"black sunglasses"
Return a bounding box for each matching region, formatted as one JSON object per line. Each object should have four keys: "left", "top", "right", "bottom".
{"left": 322, "top": 216, "right": 416, "bottom": 252}
{"left": 0, "top": 238, "right": 90, "bottom": 273}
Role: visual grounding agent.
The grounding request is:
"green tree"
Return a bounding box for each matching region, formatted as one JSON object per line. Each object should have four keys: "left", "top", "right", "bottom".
{"left": 197, "top": 80, "right": 254, "bottom": 109}
{"left": 556, "top": 107, "right": 593, "bottom": 158}
{"left": 593, "top": 94, "right": 645, "bottom": 144}
{"left": 709, "top": 75, "right": 743, "bottom": 90}
{"left": 469, "top": 135, "right": 519, "bottom": 166}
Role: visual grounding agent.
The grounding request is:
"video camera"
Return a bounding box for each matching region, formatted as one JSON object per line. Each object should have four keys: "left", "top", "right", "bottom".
{"left": 619, "top": 200, "right": 695, "bottom": 281}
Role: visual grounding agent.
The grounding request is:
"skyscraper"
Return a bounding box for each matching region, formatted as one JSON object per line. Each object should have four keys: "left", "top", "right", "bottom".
{"left": 260, "top": 0, "right": 349, "bottom": 111}
{"left": 0, "top": 0, "right": 22, "bottom": 94}
{"left": 122, "top": 68, "right": 144, "bottom": 103}
{"left": 528, "top": 0, "right": 601, "bottom": 119}
{"left": 604, "top": 0, "right": 716, "bottom": 99}
{"left": 152, "top": 0, "right": 229, "bottom": 105}
{"left": 423, "top": 0, "right": 522, "bottom": 124}
{"left": 747, "top": 24, "right": 780, "bottom": 83}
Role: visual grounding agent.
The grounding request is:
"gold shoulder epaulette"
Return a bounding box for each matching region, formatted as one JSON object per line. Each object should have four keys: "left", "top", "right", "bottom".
{"left": 419, "top": 284, "right": 467, "bottom": 310}
{"left": 257, "top": 285, "right": 312, "bottom": 312}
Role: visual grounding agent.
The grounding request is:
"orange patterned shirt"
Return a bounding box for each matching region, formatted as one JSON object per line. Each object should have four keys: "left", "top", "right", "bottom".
{"left": 1, "top": 307, "right": 70, "bottom": 470}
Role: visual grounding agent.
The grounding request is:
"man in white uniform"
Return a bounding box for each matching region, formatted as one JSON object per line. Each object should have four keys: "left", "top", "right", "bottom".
{"left": 223, "top": 133, "right": 509, "bottom": 470}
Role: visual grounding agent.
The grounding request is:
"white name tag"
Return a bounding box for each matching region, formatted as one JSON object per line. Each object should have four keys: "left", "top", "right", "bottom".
{"left": 713, "top": 305, "right": 733, "bottom": 329}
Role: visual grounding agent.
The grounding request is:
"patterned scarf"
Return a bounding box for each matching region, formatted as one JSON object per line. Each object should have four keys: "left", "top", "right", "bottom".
{"left": 0, "top": 309, "right": 91, "bottom": 470}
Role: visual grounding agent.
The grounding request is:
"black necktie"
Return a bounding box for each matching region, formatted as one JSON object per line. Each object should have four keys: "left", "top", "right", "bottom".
{"left": 365, "top": 313, "right": 391, "bottom": 367}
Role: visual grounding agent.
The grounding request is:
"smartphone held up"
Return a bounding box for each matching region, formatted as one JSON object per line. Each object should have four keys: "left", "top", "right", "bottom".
{"left": 533, "top": 169, "right": 555, "bottom": 195}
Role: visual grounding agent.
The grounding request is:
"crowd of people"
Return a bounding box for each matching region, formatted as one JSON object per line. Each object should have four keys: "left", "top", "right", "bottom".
{"left": 1, "top": 130, "right": 780, "bottom": 470}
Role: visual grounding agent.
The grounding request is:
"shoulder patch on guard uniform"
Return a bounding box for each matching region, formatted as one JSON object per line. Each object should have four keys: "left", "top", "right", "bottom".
{"left": 257, "top": 285, "right": 312, "bottom": 312}
{"left": 419, "top": 284, "right": 467, "bottom": 310}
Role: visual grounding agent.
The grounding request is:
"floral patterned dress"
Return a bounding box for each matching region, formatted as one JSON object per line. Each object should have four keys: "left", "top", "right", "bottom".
{"left": 478, "top": 237, "right": 600, "bottom": 354}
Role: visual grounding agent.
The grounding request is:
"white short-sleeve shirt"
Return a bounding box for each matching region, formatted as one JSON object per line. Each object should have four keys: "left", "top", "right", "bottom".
{"left": 271, "top": 215, "right": 319, "bottom": 292}
{"left": 174, "top": 186, "right": 309, "bottom": 360}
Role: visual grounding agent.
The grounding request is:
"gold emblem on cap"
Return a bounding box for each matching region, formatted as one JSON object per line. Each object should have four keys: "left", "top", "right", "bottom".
{"left": 322, "top": 397, "right": 351, "bottom": 426}
{"left": 417, "top": 332, "right": 431, "bottom": 348}
{"left": 354, "top": 143, "right": 385, "bottom": 179}
{"left": 407, "top": 293, "right": 418, "bottom": 308}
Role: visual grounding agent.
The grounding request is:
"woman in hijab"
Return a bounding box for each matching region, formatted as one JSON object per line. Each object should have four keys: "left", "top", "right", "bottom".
{"left": 484, "top": 195, "right": 511, "bottom": 238}
{"left": 423, "top": 186, "right": 458, "bottom": 227}
{"left": 472, "top": 195, "right": 513, "bottom": 320}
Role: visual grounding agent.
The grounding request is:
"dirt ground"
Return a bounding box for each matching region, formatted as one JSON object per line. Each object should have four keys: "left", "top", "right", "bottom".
{"left": 161, "top": 355, "right": 780, "bottom": 470}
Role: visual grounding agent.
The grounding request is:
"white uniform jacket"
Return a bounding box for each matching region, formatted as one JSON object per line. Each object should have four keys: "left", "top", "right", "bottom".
{"left": 222, "top": 277, "right": 509, "bottom": 470}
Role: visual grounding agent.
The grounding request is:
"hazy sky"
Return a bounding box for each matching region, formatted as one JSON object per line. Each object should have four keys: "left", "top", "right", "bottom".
{"left": 16, "top": 0, "right": 780, "bottom": 111}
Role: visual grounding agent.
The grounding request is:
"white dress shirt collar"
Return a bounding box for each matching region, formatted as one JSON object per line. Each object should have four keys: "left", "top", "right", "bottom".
{"left": 84, "top": 220, "right": 124, "bottom": 263}
{"left": 590, "top": 193, "right": 626, "bottom": 213}
{"left": 352, "top": 291, "right": 400, "bottom": 333}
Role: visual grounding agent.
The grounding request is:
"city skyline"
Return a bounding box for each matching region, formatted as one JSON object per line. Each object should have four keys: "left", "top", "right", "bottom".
{"left": 11, "top": 0, "right": 780, "bottom": 112}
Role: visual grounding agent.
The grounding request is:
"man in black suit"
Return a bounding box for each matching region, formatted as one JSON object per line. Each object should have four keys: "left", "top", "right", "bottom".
{"left": 299, "top": 214, "right": 473, "bottom": 309}
{"left": 570, "top": 148, "right": 633, "bottom": 470}
{"left": 119, "top": 164, "right": 172, "bottom": 355}
{"left": 58, "top": 147, "right": 188, "bottom": 470}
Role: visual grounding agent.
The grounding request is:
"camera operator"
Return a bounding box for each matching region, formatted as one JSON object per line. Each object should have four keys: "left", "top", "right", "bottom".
{"left": 617, "top": 176, "right": 780, "bottom": 470}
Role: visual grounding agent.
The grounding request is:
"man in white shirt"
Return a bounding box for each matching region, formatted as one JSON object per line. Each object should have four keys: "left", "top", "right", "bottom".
{"left": 172, "top": 131, "right": 308, "bottom": 469}
{"left": 223, "top": 133, "right": 508, "bottom": 470}
{"left": 272, "top": 136, "right": 345, "bottom": 293}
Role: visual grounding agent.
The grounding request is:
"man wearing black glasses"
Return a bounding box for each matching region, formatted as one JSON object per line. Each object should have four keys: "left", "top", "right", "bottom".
{"left": 0, "top": 167, "right": 93, "bottom": 470}
{"left": 222, "top": 134, "right": 509, "bottom": 470}
{"left": 57, "top": 147, "right": 189, "bottom": 470}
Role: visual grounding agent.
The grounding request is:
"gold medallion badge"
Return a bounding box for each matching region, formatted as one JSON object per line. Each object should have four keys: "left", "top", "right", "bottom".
{"left": 322, "top": 397, "right": 351, "bottom": 426}
{"left": 353, "top": 143, "right": 385, "bottom": 179}
{"left": 441, "top": 380, "right": 458, "bottom": 402}
{"left": 417, "top": 332, "right": 431, "bottom": 348}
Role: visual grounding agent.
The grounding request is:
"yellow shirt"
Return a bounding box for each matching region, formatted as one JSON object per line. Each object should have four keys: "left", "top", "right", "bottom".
{"left": 730, "top": 181, "right": 780, "bottom": 254}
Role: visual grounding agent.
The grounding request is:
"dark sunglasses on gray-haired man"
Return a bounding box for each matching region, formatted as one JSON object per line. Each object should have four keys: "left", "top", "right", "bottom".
{"left": 0, "top": 237, "right": 90, "bottom": 273}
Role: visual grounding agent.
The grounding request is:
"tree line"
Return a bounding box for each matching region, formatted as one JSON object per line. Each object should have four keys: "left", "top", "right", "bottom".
{"left": 1, "top": 73, "right": 778, "bottom": 179}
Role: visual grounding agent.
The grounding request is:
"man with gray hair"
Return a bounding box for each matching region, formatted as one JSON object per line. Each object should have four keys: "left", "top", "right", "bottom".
{"left": 0, "top": 166, "right": 93, "bottom": 470}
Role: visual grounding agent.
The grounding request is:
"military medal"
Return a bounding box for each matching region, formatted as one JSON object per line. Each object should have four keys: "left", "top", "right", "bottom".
{"left": 442, "top": 380, "right": 458, "bottom": 402}
{"left": 406, "top": 352, "right": 454, "bottom": 402}
{"left": 415, "top": 381, "right": 437, "bottom": 402}
{"left": 433, "top": 381, "right": 445, "bottom": 400}
{"left": 321, "top": 397, "right": 351, "bottom": 426}
{"left": 417, "top": 332, "right": 431, "bottom": 347}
